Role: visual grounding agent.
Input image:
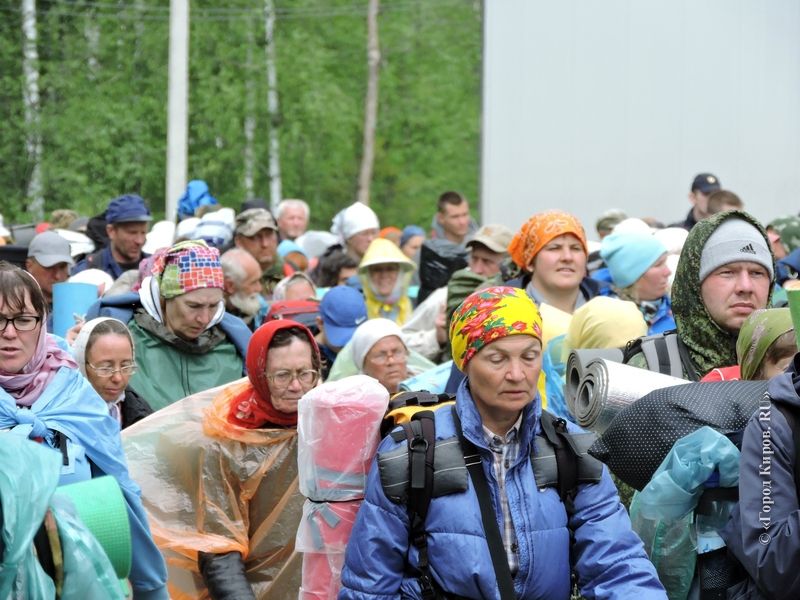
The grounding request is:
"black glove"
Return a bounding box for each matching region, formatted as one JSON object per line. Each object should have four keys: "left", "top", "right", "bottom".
{"left": 198, "top": 551, "right": 256, "bottom": 600}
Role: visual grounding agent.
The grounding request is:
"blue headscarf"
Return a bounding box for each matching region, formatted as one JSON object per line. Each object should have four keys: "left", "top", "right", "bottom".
{"left": 400, "top": 225, "right": 425, "bottom": 249}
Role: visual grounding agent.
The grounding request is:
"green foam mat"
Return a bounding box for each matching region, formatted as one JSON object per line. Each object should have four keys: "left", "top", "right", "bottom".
{"left": 57, "top": 475, "right": 132, "bottom": 579}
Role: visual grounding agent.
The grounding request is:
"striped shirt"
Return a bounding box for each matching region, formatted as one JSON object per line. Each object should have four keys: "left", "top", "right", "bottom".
{"left": 482, "top": 415, "right": 522, "bottom": 576}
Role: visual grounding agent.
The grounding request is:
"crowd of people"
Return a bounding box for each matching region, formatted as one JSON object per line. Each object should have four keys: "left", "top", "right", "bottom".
{"left": 1, "top": 173, "right": 799, "bottom": 599}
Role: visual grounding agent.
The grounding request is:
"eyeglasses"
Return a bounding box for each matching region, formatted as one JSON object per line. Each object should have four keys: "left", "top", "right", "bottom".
{"left": 366, "top": 348, "right": 408, "bottom": 365}
{"left": 266, "top": 369, "right": 319, "bottom": 388}
{"left": 87, "top": 363, "right": 138, "bottom": 378}
{"left": 0, "top": 315, "right": 41, "bottom": 332}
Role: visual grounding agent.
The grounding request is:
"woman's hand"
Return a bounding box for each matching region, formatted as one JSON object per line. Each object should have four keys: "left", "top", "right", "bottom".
{"left": 65, "top": 317, "right": 85, "bottom": 345}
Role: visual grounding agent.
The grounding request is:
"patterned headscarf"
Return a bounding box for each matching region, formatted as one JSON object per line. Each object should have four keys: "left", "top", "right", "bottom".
{"left": 508, "top": 210, "right": 587, "bottom": 270}
{"left": 672, "top": 210, "right": 774, "bottom": 377}
{"left": 150, "top": 240, "right": 224, "bottom": 298}
{"left": 449, "top": 286, "right": 543, "bottom": 372}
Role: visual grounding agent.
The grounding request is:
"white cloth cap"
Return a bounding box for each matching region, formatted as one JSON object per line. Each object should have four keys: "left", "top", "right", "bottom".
{"left": 331, "top": 202, "right": 380, "bottom": 242}
{"left": 351, "top": 318, "right": 405, "bottom": 370}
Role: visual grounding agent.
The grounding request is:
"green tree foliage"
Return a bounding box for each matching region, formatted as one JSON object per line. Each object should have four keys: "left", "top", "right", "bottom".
{"left": 1, "top": 0, "right": 481, "bottom": 231}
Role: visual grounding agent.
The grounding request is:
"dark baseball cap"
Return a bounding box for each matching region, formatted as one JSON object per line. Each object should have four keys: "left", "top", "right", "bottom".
{"left": 691, "top": 173, "right": 721, "bottom": 194}
{"left": 319, "top": 285, "right": 367, "bottom": 348}
{"left": 105, "top": 194, "right": 153, "bottom": 224}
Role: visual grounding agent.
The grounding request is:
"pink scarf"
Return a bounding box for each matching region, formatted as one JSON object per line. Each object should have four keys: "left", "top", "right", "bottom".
{"left": 0, "top": 321, "right": 78, "bottom": 407}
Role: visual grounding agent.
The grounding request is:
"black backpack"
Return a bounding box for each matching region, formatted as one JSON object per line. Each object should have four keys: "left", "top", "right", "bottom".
{"left": 378, "top": 394, "right": 603, "bottom": 599}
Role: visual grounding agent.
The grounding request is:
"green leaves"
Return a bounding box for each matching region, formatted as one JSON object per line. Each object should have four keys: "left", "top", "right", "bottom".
{"left": 2, "top": 0, "right": 480, "bottom": 229}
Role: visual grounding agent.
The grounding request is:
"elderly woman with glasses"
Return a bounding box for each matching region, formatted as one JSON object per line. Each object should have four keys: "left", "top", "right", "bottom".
{"left": 0, "top": 262, "right": 168, "bottom": 598}
{"left": 72, "top": 317, "right": 153, "bottom": 429}
{"left": 328, "top": 318, "right": 436, "bottom": 392}
{"left": 122, "top": 319, "right": 322, "bottom": 598}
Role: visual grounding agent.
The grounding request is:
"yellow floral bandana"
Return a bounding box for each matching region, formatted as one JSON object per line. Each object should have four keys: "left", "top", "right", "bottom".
{"left": 449, "top": 286, "right": 543, "bottom": 372}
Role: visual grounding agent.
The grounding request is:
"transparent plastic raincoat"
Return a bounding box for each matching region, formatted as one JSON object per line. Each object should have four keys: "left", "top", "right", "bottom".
{"left": 122, "top": 378, "right": 304, "bottom": 599}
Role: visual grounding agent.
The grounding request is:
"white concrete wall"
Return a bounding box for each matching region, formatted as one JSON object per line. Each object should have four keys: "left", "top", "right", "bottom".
{"left": 481, "top": 0, "right": 800, "bottom": 238}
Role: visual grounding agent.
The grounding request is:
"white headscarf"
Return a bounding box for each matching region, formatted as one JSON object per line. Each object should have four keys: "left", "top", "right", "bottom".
{"left": 331, "top": 202, "right": 380, "bottom": 244}
{"left": 71, "top": 317, "right": 133, "bottom": 378}
{"left": 71, "top": 317, "right": 134, "bottom": 421}
{"left": 351, "top": 318, "right": 406, "bottom": 370}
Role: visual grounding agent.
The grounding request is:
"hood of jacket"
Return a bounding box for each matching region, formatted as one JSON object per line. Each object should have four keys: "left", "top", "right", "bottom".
{"left": 767, "top": 352, "right": 800, "bottom": 411}
{"left": 672, "top": 210, "right": 774, "bottom": 377}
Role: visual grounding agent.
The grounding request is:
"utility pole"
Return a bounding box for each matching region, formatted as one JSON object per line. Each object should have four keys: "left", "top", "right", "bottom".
{"left": 165, "top": 0, "right": 189, "bottom": 222}
{"left": 264, "top": 0, "right": 282, "bottom": 213}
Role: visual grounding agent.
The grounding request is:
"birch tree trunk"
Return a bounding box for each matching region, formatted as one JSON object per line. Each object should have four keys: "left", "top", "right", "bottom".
{"left": 356, "top": 0, "right": 380, "bottom": 206}
{"left": 243, "top": 20, "right": 257, "bottom": 199}
{"left": 21, "top": 0, "right": 44, "bottom": 221}
{"left": 85, "top": 14, "right": 100, "bottom": 79}
{"left": 264, "top": 0, "right": 282, "bottom": 212}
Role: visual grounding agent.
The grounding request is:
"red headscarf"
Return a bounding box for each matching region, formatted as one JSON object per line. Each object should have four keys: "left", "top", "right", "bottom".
{"left": 227, "top": 319, "right": 320, "bottom": 429}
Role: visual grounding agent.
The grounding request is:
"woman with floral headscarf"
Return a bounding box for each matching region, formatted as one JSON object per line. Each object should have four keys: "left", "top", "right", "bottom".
{"left": 86, "top": 240, "right": 252, "bottom": 410}
{"left": 507, "top": 210, "right": 608, "bottom": 314}
{"left": 122, "top": 320, "right": 321, "bottom": 598}
{"left": 340, "top": 286, "right": 665, "bottom": 599}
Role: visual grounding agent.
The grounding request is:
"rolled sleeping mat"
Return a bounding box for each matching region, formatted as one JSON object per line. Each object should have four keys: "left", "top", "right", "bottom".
{"left": 56, "top": 476, "right": 132, "bottom": 579}
{"left": 589, "top": 380, "right": 769, "bottom": 490}
{"left": 574, "top": 359, "right": 688, "bottom": 434}
{"left": 565, "top": 348, "right": 624, "bottom": 417}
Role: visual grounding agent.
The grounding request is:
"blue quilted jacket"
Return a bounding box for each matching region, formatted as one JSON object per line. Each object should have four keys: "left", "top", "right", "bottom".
{"left": 339, "top": 380, "right": 666, "bottom": 599}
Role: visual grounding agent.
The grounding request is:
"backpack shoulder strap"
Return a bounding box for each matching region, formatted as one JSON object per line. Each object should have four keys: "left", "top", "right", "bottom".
{"left": 624, "top": 331, "right": 696, "bottom": 380}
{"left": 451, "top": 407, "right": 516, "bottom": 600}
{"left": 539, "top": 410, "right": 580, "bottom": 502}
{"left": 535, "top": 410, "right": 604, "bottom": 504}
{"left": 399, "top": 410, "right": 438, "bottom": 600}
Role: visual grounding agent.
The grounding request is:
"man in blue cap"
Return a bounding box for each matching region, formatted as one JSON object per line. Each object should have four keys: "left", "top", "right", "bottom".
{"left": 72, "top": 194, "right": 153, "bottom": 279}
{"left": 315, "top": 285, "right": 367, "bottom": 379}
{"left": 670, "top": 173, "right": 722, "bottom": 231}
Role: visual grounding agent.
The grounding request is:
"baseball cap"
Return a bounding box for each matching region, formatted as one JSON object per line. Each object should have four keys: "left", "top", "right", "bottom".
{"left": 319, "top": 285, "right": 367, "bottom": 348}
{"left": 27, "top": 231, "right": 75, "bottom": 267}
{"left": 235, "top": 208, "right": 278, "bottom": 237}
{"left": 466, "top": 224, "right": 513, "bottom": 254}
{"left": 105, "top": 194, "right": 153, "bottom": 224}
{"left": 691, "top": 173, "right": 721, "bottom": 194}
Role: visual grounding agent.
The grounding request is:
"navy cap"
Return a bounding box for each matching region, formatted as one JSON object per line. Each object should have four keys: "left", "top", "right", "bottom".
{"left": 691, "top": 173, "right": 721, "bottom": 194}
{"left": 105, "top": 194, "right": 153, "bottom": 224}
{"left": 319, "top": 285, "right": 367, "bottom": 348}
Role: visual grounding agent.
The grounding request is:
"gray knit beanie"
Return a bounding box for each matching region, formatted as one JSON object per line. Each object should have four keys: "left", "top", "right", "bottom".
{"left": 699, "top": 217, "right": 773, "bottom": 282}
